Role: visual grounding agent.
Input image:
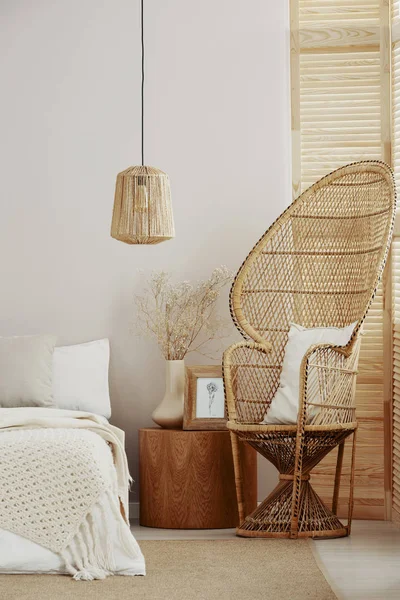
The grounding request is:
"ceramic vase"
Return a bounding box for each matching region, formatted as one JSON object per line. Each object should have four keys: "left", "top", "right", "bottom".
{"left": 152, "top": 359, "right": 185, "bottom": 429}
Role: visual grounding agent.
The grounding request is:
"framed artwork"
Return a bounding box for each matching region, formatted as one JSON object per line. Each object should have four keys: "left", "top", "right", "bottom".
{"left": 183, "top": 365, "right": 227, "bottom": 430}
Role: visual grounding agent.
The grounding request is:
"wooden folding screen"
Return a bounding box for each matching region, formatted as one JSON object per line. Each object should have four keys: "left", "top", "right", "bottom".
{"left": 391, "top": 0, "right": 400, "bottom": 524}
{"left": 392, "top": 235, "right": 400, "bottom": 523}
{"left": 290, "top": 0, "right": 392, "bottom": 519}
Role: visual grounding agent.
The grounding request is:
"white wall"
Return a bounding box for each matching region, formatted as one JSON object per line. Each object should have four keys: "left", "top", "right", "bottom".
{"left": 0, "top": 0, "right": 290, "bottom": 502}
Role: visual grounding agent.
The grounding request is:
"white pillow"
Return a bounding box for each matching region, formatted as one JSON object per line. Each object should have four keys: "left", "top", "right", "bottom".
{"left": 0, "top": 334, "right": 57, "bottom": 407}
{"left": 53, "top": 339, "right": 111, "bottom": 418}
{"left": 262, "top": 322, "right": 356, "bottom": 425}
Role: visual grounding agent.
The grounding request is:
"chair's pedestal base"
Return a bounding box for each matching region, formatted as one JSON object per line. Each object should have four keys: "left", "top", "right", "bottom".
{"left": 236, "top": 477, "right": 349, "bottom": 539}
{"left": 236, "top": 526, "right": 348, "bottom": 539}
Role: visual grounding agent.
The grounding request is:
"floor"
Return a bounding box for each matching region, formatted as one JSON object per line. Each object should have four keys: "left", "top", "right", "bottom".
{"left": 131, "top": 519, "right": 400, "bottom": 600}
{"left": 311, "top": 520, "right": 400, "bottom": 600}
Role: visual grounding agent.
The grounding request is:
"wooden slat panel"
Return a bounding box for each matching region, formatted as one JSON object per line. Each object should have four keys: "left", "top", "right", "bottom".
{"left": 299, "top": 0, "right": 380, "bottom": 51}
{"left": 292, "top": 0, "right": 390, "bottom": 520}
{"left": 300, "top": 50, "right": 381, "bottom": 188}
{"left": 311, "top": 419, "right": 385, "bottom": 519}
{"left": 300, "top": 0, "right": 380, "bottom": 22}
{"left": 392, "top": 507, "right": 400, "bottom": 526}
{"left": 299, "top": 1, "right": 380, "bottom": 48}
{"left": 392, "top": 236, "right": 400, "bottom": 521}
{"left": 393, "top": 44, "right": 400, "bottom": 188}
{"left": 300, "top": 26, "right": 380, "bottom": 49}
{"left": 392, "top": 2, "right": 400, "bottom": 523}
{"left": 291, "top": 0, "right": 301, "bottom": 201}
{"left": 392, "top": 0, "right": 400, "bottom": 26}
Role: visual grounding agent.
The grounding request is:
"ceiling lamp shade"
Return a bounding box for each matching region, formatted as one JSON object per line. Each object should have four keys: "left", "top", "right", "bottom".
{"left": 111, "top": 0, "right": 174, "bottom": 245}
{"left": 111, "top": 166, "right": 174, "bottom": 244}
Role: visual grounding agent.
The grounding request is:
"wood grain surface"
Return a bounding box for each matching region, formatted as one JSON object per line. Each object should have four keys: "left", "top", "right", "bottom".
{"left": 290, "top": 0, "right": 392, "bottom": 520}
{"left": 139, "top": 428, "right": 257, "bottom": 529}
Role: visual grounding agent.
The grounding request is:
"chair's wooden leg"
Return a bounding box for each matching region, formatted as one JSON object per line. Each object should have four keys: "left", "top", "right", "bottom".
{"left": 230, "top": 431, "right": 246, "bottom": 524}
{"left": 332, "top": 441, "right": 345, "bottom": 515}
{"left": 347, "top": 430, "right": 357, "bottom": 535}
{"left": 290, "top": 431, "right": 304, "bottom": 539}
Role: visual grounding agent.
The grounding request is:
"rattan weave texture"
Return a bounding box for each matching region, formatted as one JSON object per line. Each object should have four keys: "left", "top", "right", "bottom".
{"left": 223, "top": 161, "right": 396, "bottom": 538}
{"left": 111, "top": 165, "right": 174, "bottom": 244}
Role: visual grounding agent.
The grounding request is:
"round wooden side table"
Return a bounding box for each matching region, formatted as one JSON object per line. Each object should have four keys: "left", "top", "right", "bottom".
{"left": 139, "top": 428, "right": 257, "bottom": 529}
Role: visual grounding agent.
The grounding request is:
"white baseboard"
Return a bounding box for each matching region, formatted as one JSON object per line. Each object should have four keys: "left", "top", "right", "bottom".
{"left": 129, "top": 502, "right": 140, "bottom": 519}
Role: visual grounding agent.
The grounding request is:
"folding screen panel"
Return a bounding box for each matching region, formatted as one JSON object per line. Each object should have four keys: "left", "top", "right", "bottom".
{"left": 392, "top": 236, "right": 400, "bottom": 523}
{"left": 290, "top": 0, "right": 392, "bottom": 519}
{"left": 391, "top": 0, "right": 400, "bottom": 525}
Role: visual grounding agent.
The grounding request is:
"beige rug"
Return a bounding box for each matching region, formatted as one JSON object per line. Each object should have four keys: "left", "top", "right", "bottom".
{"left": 0, "top": 540, "right": 336, "bottom": 600}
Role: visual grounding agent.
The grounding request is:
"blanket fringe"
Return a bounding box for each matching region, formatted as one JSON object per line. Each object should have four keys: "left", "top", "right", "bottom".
{"left": 61, "top": 488, "right": 138, "bottom": 581}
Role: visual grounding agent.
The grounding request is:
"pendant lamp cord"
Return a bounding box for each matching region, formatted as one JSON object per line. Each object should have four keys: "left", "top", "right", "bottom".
{"left": 141, "top": 0, "right": 145, "bottom": 166}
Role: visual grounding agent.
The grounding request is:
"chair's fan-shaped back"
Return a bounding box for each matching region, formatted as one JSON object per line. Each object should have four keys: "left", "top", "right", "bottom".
{"left": 230, "top": 161, "right": 396, "bottom": 372}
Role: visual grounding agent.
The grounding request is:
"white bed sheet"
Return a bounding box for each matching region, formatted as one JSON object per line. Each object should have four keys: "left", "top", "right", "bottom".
{"left": 0, "top": 501, "right": 145, "bottom": 576}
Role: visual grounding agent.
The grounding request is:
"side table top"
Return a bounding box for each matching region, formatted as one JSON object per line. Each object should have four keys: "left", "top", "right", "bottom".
{"left": 139, "top": 427, "right": 229, "bottom": 434}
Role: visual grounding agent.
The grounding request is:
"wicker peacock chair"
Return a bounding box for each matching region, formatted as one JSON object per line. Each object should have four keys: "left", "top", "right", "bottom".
{"left": 223, "top": 161, "right": 396, "bottom": 539}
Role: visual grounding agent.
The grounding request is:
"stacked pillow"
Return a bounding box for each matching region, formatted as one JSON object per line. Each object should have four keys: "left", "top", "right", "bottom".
{"left": 0, "top": 335, "right": 57, "bottom": 408}
{"left": 0, "top": 336, "right": 111, "bottom": 418}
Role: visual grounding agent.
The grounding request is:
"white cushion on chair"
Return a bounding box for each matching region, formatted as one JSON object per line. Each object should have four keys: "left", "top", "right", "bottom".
{"left": 262, "top": 322, "right": 356, "bottom": 425}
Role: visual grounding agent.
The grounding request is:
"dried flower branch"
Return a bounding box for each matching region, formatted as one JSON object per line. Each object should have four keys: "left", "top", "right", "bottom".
{"left": 134, "top": 267, "right": 233, "bottom": 360}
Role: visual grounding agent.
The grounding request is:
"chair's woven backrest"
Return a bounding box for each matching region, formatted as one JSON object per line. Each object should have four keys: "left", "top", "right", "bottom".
{"left": 230, "top": 161, "right": 396, "bottom": 388}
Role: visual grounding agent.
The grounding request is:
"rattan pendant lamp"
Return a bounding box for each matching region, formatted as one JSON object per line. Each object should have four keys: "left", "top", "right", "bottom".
{"left": 111, "top": 0, "right": 175, "bottom": 245}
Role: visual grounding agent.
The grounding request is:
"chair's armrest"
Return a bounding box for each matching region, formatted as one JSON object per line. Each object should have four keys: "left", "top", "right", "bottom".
{"left": 223, "top": 341, "right": 276, "bottom": 423}
{"left": 297, "top": 335, "right": 362, "bottom": 428}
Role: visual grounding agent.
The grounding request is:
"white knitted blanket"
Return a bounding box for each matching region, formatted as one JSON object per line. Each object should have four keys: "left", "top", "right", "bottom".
{"left": 0, "top": 408, "right": 139, "bottom": 580}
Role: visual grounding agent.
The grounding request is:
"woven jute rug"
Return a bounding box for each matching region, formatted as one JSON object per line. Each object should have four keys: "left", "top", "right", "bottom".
{"left": 0, "top": 539, "right": 337, "bottom": 600}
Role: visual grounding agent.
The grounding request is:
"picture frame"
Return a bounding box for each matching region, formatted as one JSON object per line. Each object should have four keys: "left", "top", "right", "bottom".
{"left": 183, "top": 365, "right": 227, "bottom": 431}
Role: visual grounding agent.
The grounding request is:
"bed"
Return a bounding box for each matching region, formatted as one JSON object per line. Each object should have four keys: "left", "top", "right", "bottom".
{"left": 0, "top": 407, "right": 145, "bottom": 579}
